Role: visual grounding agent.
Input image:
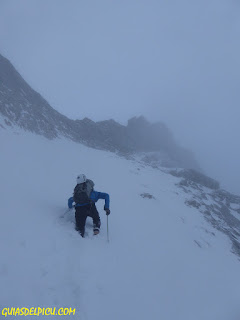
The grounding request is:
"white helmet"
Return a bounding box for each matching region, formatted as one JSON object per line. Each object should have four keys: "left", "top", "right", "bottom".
{"left": 76, "top": 174, "right": 87, "bottom": 184}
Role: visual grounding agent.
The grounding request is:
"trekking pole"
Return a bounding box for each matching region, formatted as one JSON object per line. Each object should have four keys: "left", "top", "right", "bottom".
{"left": 107, "top": 215, "right": 109, "bottom": 243}
{"left": 61, "top": 205, "right": 75, "bottom": 219}
{"left": 60, "top": 209, "right": 68, "bottom": 219}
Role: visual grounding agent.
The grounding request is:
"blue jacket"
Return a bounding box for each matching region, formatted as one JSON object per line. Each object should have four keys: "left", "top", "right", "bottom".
{"left": 68, "top": 191, "right": 110, "bottom": 209}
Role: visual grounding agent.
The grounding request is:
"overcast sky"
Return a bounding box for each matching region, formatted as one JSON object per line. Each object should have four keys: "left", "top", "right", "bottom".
{"left": 0, "top": 0, "right": 240, "bottom": 194}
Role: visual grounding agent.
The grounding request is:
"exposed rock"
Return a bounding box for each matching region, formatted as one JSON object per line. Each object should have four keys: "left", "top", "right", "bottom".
{"left": 177, "top": 173, "right": 240, "bottom": 257}
{"left": 140, "top": 193, "right": 155, "bottom": 200}
{"left": 170, "top": 169, "right": 220, "bottom": 190}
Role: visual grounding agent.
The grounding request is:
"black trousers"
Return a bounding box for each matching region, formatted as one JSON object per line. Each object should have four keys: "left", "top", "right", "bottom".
{"left": 75, "top": 203, "right": 101, "bottom": 237}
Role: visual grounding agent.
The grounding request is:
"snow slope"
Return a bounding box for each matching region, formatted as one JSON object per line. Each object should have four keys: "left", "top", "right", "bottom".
{"left": 0, "top": 128, "right": 240, "bottom": 320}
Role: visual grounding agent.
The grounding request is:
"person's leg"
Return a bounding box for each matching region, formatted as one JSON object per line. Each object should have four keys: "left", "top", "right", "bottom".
{"left": 75, "top": 206, "right": 88, "bottom": 237}
{"left": 89, "top": 203, "right": 101, "bottom": 234}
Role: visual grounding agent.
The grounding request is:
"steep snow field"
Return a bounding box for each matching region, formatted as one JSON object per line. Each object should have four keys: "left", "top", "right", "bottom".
{"left": 1, "top": 128, "right": 240, "bottom": 320}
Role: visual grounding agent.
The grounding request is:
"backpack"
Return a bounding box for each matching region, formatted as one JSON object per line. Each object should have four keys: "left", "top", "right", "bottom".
{"left": 73, "top": 179, "right": 94, "bottom": 204}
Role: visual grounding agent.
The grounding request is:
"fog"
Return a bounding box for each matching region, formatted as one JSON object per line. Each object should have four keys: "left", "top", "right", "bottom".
{"left": 0, "top": 0, "right": 239, "bottom": 194}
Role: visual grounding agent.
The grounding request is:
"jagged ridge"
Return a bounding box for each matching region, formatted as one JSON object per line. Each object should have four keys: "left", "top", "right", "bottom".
{"left": 0, "top": 53, "right": 199, "bottom": 170}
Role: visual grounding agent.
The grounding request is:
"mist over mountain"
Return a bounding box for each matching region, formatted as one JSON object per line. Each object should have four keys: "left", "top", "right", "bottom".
{"left": 0, "top": 53, "right": 199, "bottom": 171}
{"left": 1, "top": 52, "right": 240, "bottom": 319}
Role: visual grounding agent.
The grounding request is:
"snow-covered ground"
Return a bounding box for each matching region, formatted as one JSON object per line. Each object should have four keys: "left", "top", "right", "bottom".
{"left": 1, "top": 127, "right": 240, "bottom": 320}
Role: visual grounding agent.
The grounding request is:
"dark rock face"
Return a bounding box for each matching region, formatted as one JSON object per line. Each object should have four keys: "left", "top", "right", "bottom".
{"left": 0, "top": 53, "right": 200, "bottom": 170}
{"left": 170, "top": 169, "right": 220, "bottom": 190}
{"left": 74, "top": 118, "right": 133, "bottom": 153}
{"left": 126, "top": 116, "right": 200, "bottom": 170}
{"left": 0, "top": 54, "right": 82, "bottom": 141}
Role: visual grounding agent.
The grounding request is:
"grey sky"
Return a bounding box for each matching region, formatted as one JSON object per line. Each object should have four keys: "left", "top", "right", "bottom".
{"left": 0, "top": 0, "right": 240, "bottom": 194}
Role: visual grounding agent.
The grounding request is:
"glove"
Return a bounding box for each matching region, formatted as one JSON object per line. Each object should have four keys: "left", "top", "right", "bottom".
{"left": 104, "top": 208, "right": 110, "bottom": 215}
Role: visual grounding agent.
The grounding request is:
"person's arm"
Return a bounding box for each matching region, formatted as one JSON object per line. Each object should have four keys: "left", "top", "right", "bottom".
{"left": 68, "top": 197, "right": 74, "bottom": 209}
{"left": 99, "top": 192, "right": 110, "bottom": 209}
{"left": 91, "top": 191, "right": 110, "bottom": 209}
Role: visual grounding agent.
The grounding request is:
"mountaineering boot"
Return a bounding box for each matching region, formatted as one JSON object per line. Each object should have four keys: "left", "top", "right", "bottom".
{"left": 93, "top": 228, "right": 100, "bottom": 235}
